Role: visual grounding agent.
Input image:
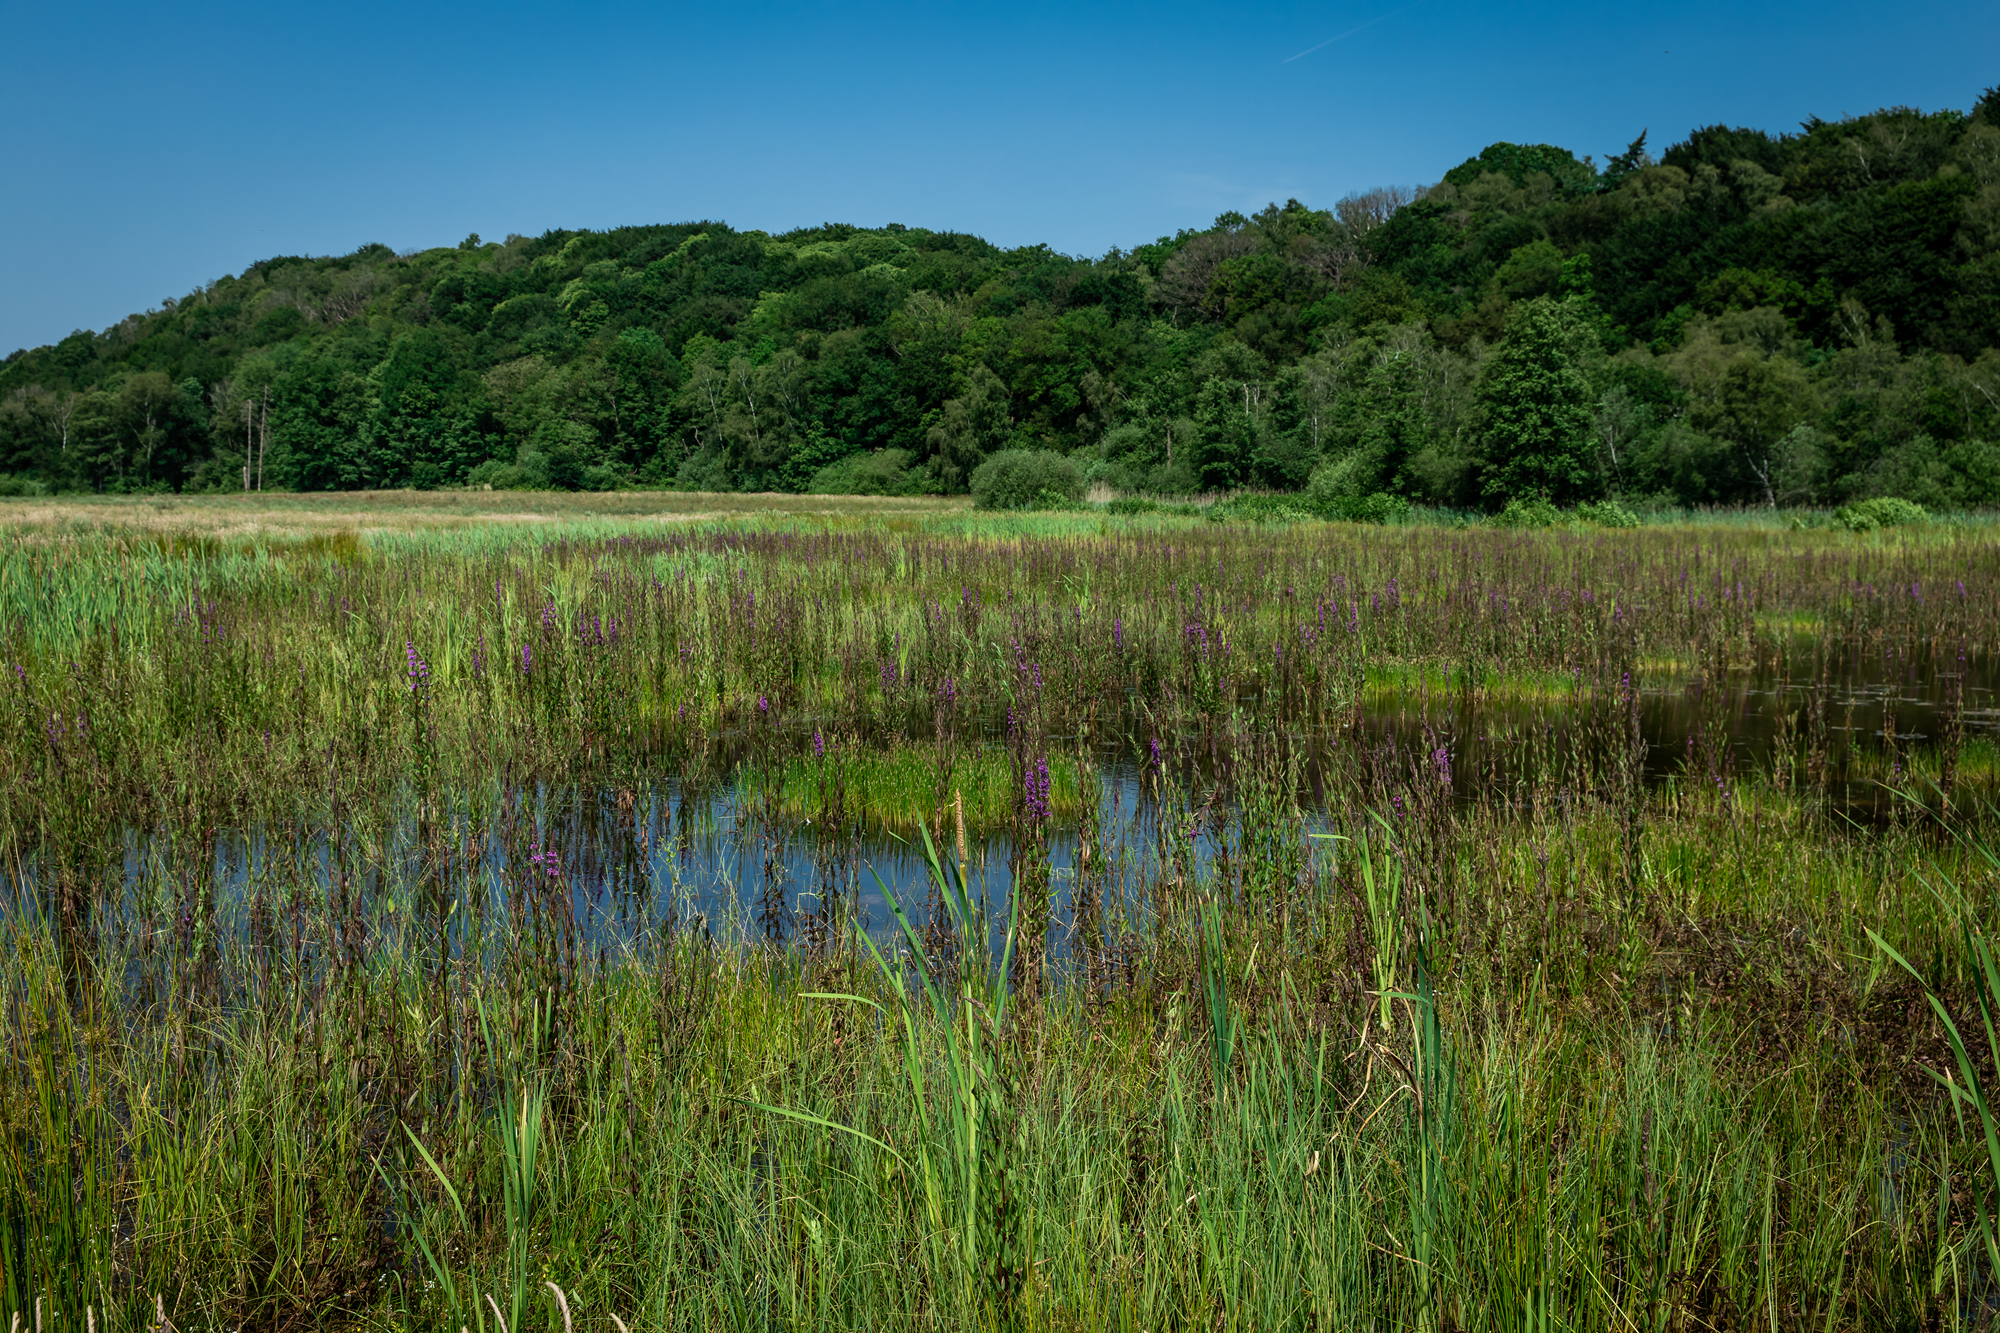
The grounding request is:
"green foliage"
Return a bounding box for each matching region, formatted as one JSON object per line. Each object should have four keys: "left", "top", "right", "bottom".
{"left": 1490, "top": 496, "right": 1565, "bottom": 528}
{"left": 7, "top": 92, "right": 2000, "bottom": 513}
{"left": 970, "top": 449, "right": 1083, "bottom": 510}
{"left": 1204, "top": 493, "right": 1316, "bottom": 524}
{"left": 1323, "top": 491, "right": 1412, "bottom": 524}
{"left": 1477, "top": 300, "right": 1598, "bottom": 504}
{"left": 1574, "top": 499, "right": 1641, "bottom": 527}
{"left": 1833, "top": 496, "right": 1928, "bottom": 530}
{"left": 808, "top": 448, "right": 931, "bottom": 496}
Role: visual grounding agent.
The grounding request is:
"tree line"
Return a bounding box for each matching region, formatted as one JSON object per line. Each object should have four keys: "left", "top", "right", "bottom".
{"left": 6, "top": 87, "right": 2000, "bottom": 509}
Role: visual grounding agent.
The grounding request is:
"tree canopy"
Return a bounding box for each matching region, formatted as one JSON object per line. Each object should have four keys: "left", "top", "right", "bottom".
{"left": 8, "top": 89, "right": 2000, "bottom": 509}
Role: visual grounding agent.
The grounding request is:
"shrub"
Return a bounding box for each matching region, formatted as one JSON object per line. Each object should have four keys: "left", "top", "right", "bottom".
{"left": 466, "top": 459, "right": 539, "bottom": 490}
{"left": 676, "top": 451, "right": 733, "bottom": 492}
{"left": 1206, "top": 494, "right": 1316, "bottom": 524}
{"left": 579, "top": 464, "right": 621, "bottom": 492}
{"left": 1574, "top": 500, "right": 1640, "bottom": 528}
{"left": 970, "top": 450, "right": 1084, "bottom": 510}
{"left": 1322, "top": 492, "right": 1411, "bottom": 524}
{"left": 1103, "top": 497, "right": 1159, "bottom": 516}
{"left": 1490, "top": 496, "right": 1564, "bottom": 529}
{"left": 1833, "top": 497, "right": 1927, "bottom": 532}
{"left": 0, "top": 475, "right": 51, "bottom": 498}
{"left": 808, "top": 449, "right": 928, "bottom": 497}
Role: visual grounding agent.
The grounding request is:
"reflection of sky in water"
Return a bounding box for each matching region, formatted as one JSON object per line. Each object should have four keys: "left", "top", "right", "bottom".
{"left": 16, "top": 644, "right": 1996, "bottom": 955}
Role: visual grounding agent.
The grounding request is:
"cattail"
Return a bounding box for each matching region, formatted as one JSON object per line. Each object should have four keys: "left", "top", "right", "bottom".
{"left": 955, "top": 788, "right": 968, "bottom": 869}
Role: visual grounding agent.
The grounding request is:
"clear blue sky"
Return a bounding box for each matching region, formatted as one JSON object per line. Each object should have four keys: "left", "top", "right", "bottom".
{"left": 2, "top": 0, "right": 1993, "bottom": 356}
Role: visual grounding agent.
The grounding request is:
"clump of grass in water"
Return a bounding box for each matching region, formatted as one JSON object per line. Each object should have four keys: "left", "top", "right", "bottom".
{"left": 747, "top": 745, "right": 1082, "bottom": 833}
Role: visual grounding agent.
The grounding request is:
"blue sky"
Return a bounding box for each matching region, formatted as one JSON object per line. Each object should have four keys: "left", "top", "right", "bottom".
{"left": 2, "top": 0, "right": 1993, "bottom": 355}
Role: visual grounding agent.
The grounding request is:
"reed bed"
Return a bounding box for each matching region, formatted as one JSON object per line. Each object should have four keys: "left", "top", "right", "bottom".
{"left": 1, "top": 505, "right": 1998, "bottom": 1331}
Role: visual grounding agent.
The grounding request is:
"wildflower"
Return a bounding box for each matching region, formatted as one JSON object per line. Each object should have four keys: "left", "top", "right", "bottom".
{"left": 521, "top": 643, "right": 532, "bottom": 675}
{"left": 814, "top": 728, "right": 825, "bottom": 759}
{"left": 1024, "top": 756, "right": 1052, "bottom": 821}
{"left": 404, "top": 641, "right": 430, "bottom": 692}
{"left": 758, "top": 695, "right": 769, "bottom": 715}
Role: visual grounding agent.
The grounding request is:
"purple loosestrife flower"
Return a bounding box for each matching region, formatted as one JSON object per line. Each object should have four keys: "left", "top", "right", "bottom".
{"left": 521, "top": 643, "right": 532, "bottom": 675}
{"left": 1024, "top": 757, "right": 1053, "bottom": 822}
{"left": 1433, "top": 745, "right": 1451, "bottom": 788}
{"left": 758, "top": 695, "right": 769, "bottom": 716}
{"left": 813, "top": 728, "right": 825, "bottom": 759}
{"left": 1114, "top": 615, "right": 1123, "bottom": 653}
{"left": 1149, "top": 737, "right": 1163, "bottom": 768}
{"left": 404, "top": 641, "right": 431, "bottom": 693}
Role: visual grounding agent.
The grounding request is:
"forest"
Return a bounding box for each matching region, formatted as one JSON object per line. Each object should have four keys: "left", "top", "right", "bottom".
{"left": 6, "top": 87, "right": 2000, "bottom": 510}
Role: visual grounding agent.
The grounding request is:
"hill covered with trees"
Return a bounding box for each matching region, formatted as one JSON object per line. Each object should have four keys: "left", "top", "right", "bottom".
{"left": 7, "top": 88, "right": 2000, "bottom": 509}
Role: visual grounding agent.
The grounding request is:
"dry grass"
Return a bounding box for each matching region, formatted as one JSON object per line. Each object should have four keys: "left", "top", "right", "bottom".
{"left": 0, "top": 488, "right": 970, "bottom": 538}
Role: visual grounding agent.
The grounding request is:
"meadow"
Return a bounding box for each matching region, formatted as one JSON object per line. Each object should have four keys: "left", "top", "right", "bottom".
{"left": 3, "top": 490, "right": 1999, "bottom": 1332}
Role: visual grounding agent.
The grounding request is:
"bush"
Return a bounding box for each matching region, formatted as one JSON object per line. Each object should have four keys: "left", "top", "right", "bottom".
{"left": 1206, "top": 494, "right": 1316, "bottom": 524}
{"left": 1104, "top": 496, "right": 1159, "bottom": 516}
{"left": 676, "top": 451, "right": 733, "bottom": 492}
{"left": 970, "top": 449, "right": 1084, "bottom": 510}
{"left": 466, "top": 459, "right": 539, "bottom": 490}
{"left": 1833, "top": 497, "right": 1928, "bottom": 531}
{"left": 1574, "top": 500, "right": 1640, "bottom": 528}
{"left": 1490, "top": 497, "right": 1564, "bottom": 529}
{"left": 1322, "top": 492, "right": 1411, "bottom": 524}
{"left": 808, "top": 449, "right": 929, "bottom": 497}
{"left": 0, "top": 475, "right": 50, "bottom": 498}
{"left": 579, "top": 464, "right": 621, "bottom": 492}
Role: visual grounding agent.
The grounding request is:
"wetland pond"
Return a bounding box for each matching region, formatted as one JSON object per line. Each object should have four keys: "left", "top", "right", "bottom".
{"left": 44, "top": 643, "right": 1998, "bottom": 959}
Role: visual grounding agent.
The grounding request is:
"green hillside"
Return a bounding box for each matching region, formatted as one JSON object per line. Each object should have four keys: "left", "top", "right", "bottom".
{"left": 6, "top": 88, "right": 2000, "bottom": 508}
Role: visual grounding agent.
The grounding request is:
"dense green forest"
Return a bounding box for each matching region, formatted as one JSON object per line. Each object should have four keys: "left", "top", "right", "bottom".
{"left": 8, "top": 88, "right": 2000, "bottom": 508}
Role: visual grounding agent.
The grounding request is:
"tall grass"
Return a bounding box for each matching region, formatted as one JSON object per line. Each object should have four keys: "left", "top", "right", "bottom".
{"left": 0, "top": 505, "right": 1995, "bottom": 1328}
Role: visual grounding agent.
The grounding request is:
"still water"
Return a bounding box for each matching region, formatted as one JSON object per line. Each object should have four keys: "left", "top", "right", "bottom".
{"left": 23, "top": 647, "right": 1999, "bottom": 956}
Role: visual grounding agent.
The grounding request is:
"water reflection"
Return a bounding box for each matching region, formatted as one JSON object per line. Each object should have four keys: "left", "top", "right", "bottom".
{"left": 12, "top": 646, "right": 1993, "bottom": 961}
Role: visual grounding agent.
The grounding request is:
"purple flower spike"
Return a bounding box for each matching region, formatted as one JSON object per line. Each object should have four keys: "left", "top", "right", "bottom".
{"left": 1024, "top": 756, "right": 1052, "bottom": 821}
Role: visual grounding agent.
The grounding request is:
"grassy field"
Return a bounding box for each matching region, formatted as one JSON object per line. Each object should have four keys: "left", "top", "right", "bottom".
{"left": 2, "top": 493, "right": 1998, "bottom": 1331}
